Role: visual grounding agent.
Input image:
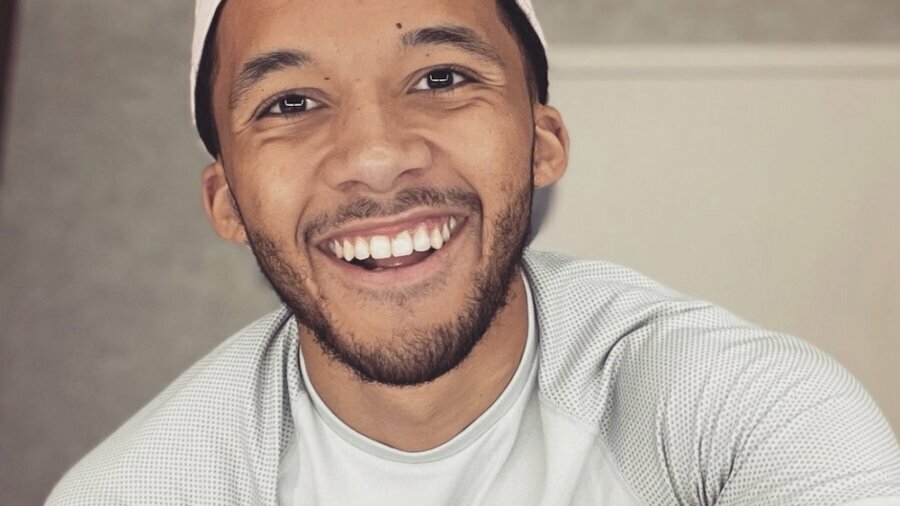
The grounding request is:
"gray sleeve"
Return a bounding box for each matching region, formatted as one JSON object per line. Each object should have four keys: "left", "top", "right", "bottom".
{"left": 645, "top": 330, "right": 900, "bottom": 506}
{"left": 712, "top": 340, "right": 900, "bottom": 505}
{"left": 524, "top": 251, "right": 900, "bottom": 505}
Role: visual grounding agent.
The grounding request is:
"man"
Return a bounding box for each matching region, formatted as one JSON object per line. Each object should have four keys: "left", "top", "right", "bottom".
{"left": 48, "top": 0, "right": 900, "bottom": 504}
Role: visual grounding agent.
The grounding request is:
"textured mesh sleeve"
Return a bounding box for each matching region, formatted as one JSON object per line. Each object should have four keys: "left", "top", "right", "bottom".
{"left": 523, "top": 250, "right": 900, "bottom": 506}
{"left": 45, "top": 308, "right": 297, "bottom": 505}
{"left": 647, "top": 331, "right": 900, "bottom": 506}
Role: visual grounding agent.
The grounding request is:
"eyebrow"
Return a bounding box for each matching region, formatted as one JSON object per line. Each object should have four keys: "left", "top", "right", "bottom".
{"left": 400, "top": 25, "right": 505, "bottom": 68}
{"left": 227, "top": 25, "right": 502, "bottom": 112}
{"left": 229, "top": 49, "right": 312, "bottom": 111}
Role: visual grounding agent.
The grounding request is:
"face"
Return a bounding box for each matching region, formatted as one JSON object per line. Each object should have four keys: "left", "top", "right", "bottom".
{"left": 202, "top": 0, "right": 568, "bottom": 385}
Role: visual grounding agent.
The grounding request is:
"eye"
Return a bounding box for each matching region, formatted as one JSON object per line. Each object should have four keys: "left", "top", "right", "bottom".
{"left": 412, "top": 68, "right": 471, "bottom": 92}
{"left": 262, "top": 93, "right": 322, "bottom": 117}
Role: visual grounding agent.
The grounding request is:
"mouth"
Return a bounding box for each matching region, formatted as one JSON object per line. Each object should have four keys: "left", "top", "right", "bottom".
{"left": 319, "top": 215, "right": 463, "bottom": 272}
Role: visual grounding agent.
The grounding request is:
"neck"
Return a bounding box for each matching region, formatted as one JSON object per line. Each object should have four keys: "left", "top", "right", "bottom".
{"left": 298, "top": 274, "right": 529, "bottom": 452}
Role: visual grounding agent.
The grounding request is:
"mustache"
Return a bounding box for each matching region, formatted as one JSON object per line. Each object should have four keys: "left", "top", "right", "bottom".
{"left": 303, "top": 187, "right": 482, "bottom": 242}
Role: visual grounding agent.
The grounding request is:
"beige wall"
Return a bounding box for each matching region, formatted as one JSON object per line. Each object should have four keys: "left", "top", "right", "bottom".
{"left": 534, "top": 45, "right": 900, "bottom": 433}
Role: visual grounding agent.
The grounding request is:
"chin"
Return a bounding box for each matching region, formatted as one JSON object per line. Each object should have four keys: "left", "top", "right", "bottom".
{"left": 246, "top": 184, "right": 533, "bottom": 386}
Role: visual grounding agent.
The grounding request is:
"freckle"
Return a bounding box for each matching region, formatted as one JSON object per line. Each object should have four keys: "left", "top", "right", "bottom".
{"left": 324, "top": 77, "right": 330, "bottom": 81}
{"left": 396, "top": 22, "right": 402, "bottom": 29}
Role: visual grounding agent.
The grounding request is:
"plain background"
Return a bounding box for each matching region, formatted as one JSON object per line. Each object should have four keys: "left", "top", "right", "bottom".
{"left": 1, "top": 1, "right": 899, "bottom": 504}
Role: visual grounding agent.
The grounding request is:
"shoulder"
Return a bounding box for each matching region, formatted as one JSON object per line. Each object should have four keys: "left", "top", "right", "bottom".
{"left": 523, "top": 248, "right": 733, "bottom": 418}
{"left": 522, "top": 249, "right": 842, "bottom": 423}
{"left": 524, "top": 249, "right": 900, "bottom": 504}
{"left": 47, "top": 307, "right": 297, "bottom": 505}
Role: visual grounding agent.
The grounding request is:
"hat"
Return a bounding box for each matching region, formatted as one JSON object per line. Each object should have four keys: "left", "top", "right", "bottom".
{"left": 189, "top": 0, "right": 547, "bottom": 126}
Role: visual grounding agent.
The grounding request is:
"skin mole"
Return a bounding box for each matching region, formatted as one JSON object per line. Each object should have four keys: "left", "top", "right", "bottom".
{"left": 396, "top": 22, "right": 402, "bottom": 29}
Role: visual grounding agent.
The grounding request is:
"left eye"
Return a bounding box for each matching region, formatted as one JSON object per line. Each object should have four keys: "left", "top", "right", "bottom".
{"left": 263, "top": 93, "right": 322, "bottom": 117}
{"left": 412, "top": 68, "right": 470, "bottom": 91}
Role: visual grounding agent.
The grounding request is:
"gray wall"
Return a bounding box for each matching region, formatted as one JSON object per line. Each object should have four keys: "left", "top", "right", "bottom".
{"left": 539, "top": 0, "right": 900, "bottom": 44}
{"left": 2, "top": 1, "right": 899, "bottom": 504}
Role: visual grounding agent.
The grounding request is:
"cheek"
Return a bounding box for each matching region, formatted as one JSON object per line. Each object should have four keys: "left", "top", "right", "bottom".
{"left": 431, "top": 107, "right": 534, "bottom": 249}
{"left": 228, "top": 150, "right": 316, "bottom": 247}
{"left": 427, "top": 99, "right": 533, "bottom": 183}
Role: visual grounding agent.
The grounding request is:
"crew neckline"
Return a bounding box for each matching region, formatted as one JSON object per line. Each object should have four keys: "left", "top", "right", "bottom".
{"left": 296, "top": 272, "right": 538, "bottom": 464}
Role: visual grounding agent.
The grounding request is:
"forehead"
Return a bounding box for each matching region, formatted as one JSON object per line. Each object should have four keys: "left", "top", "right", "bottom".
{"left": 215, "top": 0, "right": 509, "bottom": 65}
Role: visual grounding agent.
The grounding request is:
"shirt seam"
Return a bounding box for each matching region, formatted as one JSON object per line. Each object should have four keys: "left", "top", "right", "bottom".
{"left": 536, "top": 393, "right": 647, "bottom": 506}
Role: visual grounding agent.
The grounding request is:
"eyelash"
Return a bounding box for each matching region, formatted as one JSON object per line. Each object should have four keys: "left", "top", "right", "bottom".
{"left": 257, "top": 92, "right": 321, "bottom": 119}
{"left": 413, "top": 65, "right": 475, "bottom": 94}
{"left": 256, "top": 65, "right": 478, "bottom": 120}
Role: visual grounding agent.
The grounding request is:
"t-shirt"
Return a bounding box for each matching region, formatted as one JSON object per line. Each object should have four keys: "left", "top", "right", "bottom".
{"left": 48, "top": 250, "right": 900, "bottom": 505}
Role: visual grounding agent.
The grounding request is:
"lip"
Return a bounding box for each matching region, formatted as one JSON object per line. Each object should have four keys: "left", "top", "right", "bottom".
{"left": 316, "top": 215, "right": 470, "bottom": 287}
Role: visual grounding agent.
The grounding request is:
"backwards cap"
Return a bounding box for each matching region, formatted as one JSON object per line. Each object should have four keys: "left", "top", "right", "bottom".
{"left": 189, "top": 0, "right": 547, "bottom": 126}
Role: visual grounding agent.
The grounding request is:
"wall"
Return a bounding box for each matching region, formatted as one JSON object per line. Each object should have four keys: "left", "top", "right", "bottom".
{"left": 538, "top": 0, "right": 900, "bottom": 44}
{"left": 1, "top": 1, "right": 898, "bottom": 504}
{"left": 534, "top": 43, "right": 900, "bottom": 442}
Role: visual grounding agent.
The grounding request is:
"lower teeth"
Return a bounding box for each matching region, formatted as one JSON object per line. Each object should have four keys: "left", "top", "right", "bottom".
{"left": 349, "top": 250, "right": 434, "bottom": 271}
{"left": 353, "top": 258, "right": 377, "bottom": 270}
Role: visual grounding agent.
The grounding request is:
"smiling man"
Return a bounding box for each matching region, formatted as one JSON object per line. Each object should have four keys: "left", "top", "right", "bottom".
{"left": 47, "top": 0, "right": 900, "bottom": 505}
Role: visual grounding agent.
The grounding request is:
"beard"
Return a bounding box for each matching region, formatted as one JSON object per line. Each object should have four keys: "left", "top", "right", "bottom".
{"left": 245, "top": 183, "right": 533, "bottom": 387}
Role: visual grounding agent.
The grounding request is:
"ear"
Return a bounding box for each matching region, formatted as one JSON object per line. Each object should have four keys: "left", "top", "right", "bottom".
{"left": 201, "top": 160, "right": 248, "bottom": 245}
{"left": 532, "top": 105, "right": 569, "bottom": 189}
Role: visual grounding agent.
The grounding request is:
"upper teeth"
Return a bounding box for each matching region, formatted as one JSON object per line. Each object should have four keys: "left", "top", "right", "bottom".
{"left": 329, "top": 217, "right": 458, "bottom": 262}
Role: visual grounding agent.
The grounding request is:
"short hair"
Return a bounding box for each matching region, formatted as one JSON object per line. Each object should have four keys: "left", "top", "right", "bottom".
{"left": 194, "top": 0, "right": 549, "bottom": 157}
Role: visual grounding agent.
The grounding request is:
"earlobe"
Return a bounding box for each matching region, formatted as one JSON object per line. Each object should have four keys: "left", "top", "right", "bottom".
{"left": 532, "top": 105, "right": 570, "bottom": 189}
{"left": 201, "top": 160, "right": 248, "bottom": 245}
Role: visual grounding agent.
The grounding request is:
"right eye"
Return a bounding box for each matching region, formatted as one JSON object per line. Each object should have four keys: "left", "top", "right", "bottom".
{"left": 262, "top": 94, "right": 322, "bottom": 117}
{"left": 411, "top": 67, "right": 472, "bottom": 92}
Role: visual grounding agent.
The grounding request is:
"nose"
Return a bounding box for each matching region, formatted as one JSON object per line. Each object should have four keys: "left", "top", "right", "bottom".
{"left": 321, "top": 98, "right": 431, "bottom": 194}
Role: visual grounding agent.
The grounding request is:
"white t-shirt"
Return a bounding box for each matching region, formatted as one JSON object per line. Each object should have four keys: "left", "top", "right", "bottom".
{"left": 279, "top": 276, "right": 641, "bottom": 505}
